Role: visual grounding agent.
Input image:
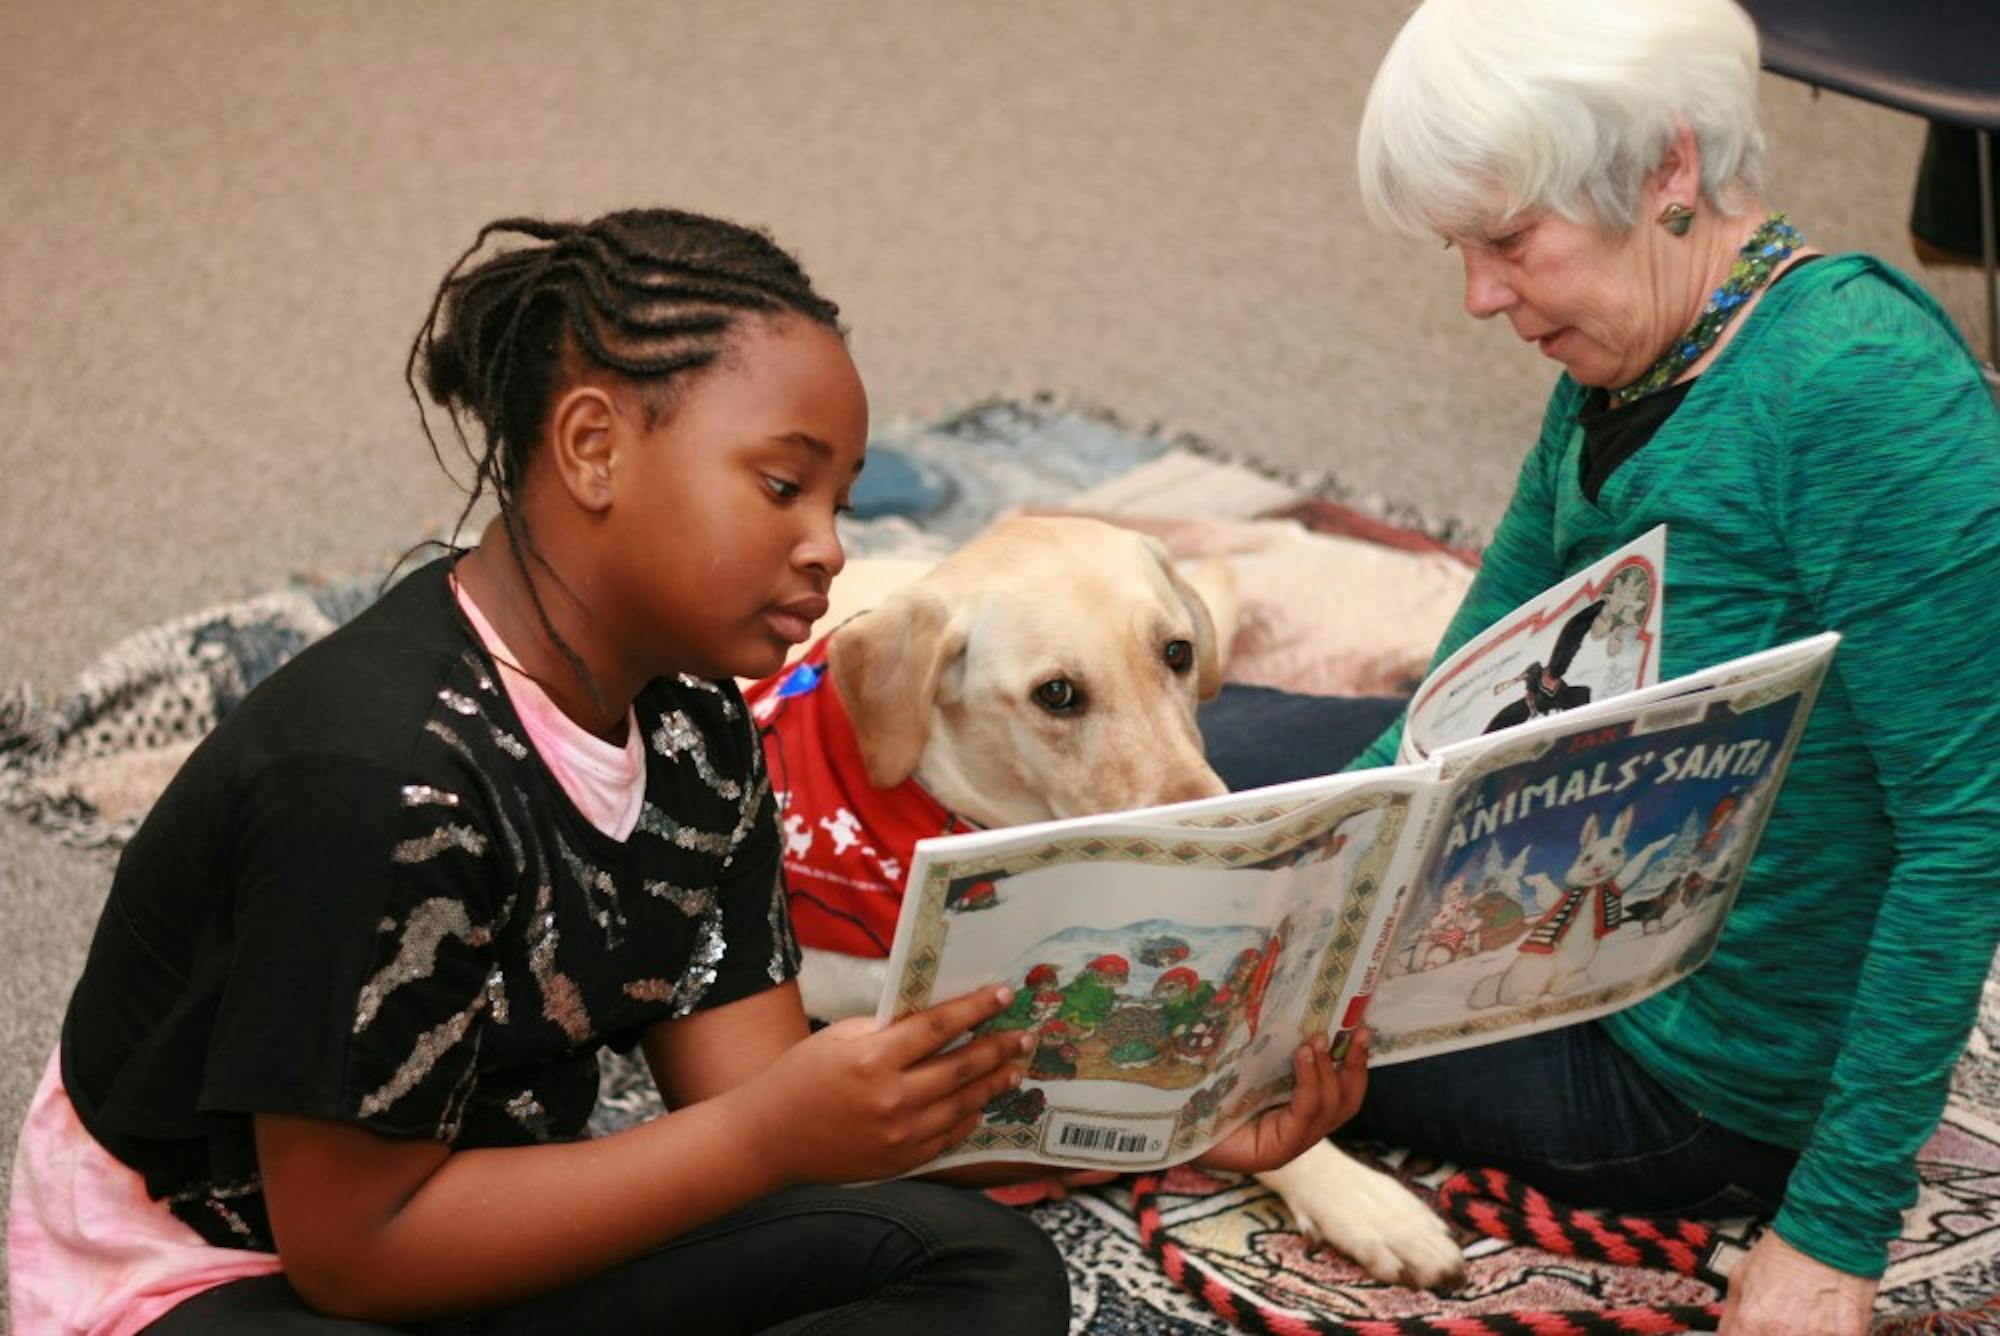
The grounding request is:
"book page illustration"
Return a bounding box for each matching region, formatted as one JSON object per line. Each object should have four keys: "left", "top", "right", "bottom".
{"left": 1402, "top": 526, "right": 1665, "bottom": 761}
{"left": 881, "top": 785, "right": 1417, "bottom": 1169}
{"left": 1369, "top": 674, "right": 1814, "bottom": 1063}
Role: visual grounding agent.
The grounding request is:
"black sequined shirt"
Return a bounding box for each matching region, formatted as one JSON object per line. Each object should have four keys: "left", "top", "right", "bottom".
{"left": 60, "top": 557, "right": 799, "bottom": 1250}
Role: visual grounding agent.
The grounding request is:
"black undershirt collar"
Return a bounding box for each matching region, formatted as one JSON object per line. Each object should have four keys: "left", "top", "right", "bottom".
{"left": 1577, "top": 253, "right": 1824, "bottom": 503}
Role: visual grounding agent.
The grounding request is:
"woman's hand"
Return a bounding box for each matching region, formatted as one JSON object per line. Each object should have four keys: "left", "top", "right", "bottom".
{"left": 1719, "top": 1232, "right": 1876, "bottom": 1336}
{"left": 735, "top": 984, "right": 1033, "bottom": 1187}
{"left": 1192, "top": 1030, "right": 1367, "bottom": 1176}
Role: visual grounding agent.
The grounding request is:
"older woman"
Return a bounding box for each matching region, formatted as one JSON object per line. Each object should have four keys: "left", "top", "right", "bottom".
{"left": 1335, "top": 1, "right": 2000, "bottom": 1333}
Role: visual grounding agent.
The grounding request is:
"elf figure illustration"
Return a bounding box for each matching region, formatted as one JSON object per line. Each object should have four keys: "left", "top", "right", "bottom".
{"left": 1154, "top": 966, "right": 1215, "bottom": 1037}
{"left": 1411, "top": 876, "right": 1483, "bottom": 971}
{"left": 1681, "top": 781, "right": 1760, "bottom": 912}
{"left": 1056, "top": 954, "right": 1129, "bottom": 1037}
{"left": 1172, "top": 984, "right": 1237, "bottom": 1067}
{"left": 1027, "top": 1020, "right": 1080, "bottom": 1081}
{"left": 983, "top": 966, "right": 1060, "bottom": 1035}
{"left": 982, "top": 1086, "right": 1047, "bottom": 1126}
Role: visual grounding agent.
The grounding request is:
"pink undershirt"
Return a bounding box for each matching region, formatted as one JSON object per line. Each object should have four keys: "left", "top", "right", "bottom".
{"left": 453, "top": 575, "right": 646, "bottom": 839}
{"left": 5, "top": 578, "right": 647, "bottom": 1334}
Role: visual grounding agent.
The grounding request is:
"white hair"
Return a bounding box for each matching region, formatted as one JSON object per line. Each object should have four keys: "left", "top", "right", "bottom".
{"left": 1356, "top": 0, "right": 1767, "bottom": 238}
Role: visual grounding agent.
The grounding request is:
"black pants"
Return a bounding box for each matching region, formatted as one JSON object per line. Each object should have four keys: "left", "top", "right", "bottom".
{"left": 143, "top": 1182, "right": 1069, "bottom": 1336}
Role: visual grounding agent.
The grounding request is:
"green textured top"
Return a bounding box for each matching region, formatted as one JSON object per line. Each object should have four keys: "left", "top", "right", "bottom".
{"left": 1353, "top": 254, "right": 2000, "bottom": 1278}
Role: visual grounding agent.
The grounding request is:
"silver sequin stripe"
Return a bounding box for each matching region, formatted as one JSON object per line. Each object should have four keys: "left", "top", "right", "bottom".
{"left": 421, "top": 718, "right": 528, "bottom": 877}
{"left": 558, "top": 833, "right": 628, "bottom": 949}
{"left": 391, "top": 823, "right": 488, "bottom": 865}
{"left": 354, "top": 898, "right": 494, "bottom": 1034}
{"left": 620, "top": 897, "right": 726, "bottom": 1017}
{"left": 765, "top": 863, "right": 799, "bottom": 984}
{"left": 166, "top": 1176, "right": 266, "bottom": 1248}
{"left": 506, "top": 1089, "right": 550, "bottom": 1139}
{"left": 633, "top": 801, "right": 735, "bottom": 857}
{"left": 437, "top": 686, "right": 529, "bottom": 760}
{"left": 650, "top": 709, "right": 742, "bottom": 801}
{"left": 647, "top": 880, "right": 716, "bottom": 918}
{"left": 675, "top": 674, "right": 743, "bottom": 720}
{"left": 720, "top": 771, "right": 772, "bottom": 869}
{"left": 358, "top": 986, "right": 485, "bottom": 1122}
{"left": 527, "top": 878, "right": 593, "bottom": 1043}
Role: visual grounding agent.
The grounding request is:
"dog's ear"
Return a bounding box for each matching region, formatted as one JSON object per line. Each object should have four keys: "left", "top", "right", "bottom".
{"left": 827, "top": 586, "right": 964, "bottom": 789}
{"left": 1155, "top": 546, "right": 1226, "bottom": 701}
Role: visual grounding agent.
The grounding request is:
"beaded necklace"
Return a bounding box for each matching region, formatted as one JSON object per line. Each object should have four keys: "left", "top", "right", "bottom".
{"left": 1607, "top": 212, "right": 1803, "bottom": 408}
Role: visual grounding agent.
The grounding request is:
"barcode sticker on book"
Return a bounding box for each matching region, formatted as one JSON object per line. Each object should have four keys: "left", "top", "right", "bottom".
{"left": 1043, "top": 1112, "right": 1172, "bottom": 1163}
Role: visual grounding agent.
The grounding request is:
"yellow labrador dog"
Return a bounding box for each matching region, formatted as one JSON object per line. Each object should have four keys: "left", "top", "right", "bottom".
{"left": 756, "top": 514, "right": 1462, "bottom": 1287}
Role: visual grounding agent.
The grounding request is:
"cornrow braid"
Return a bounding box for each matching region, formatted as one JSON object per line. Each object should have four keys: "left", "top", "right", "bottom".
{"left": 411, "top": 208, "right": 841, "bottom": 508}
{"left": 406, "top": 207, "right": 844, "bottom": 704}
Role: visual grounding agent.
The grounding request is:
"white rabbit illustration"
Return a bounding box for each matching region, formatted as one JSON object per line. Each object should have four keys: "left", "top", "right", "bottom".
{"left": 1469, "top": 806, "right": 1673, "bottom": 1009}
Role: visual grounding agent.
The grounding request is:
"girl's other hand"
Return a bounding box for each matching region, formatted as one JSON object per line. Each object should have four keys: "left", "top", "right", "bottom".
{"left": 739, "top": 985, "right": 1032, "bottom": 1186}
{"left": 1192, "top": 1029, "right": 1367, "bottom": 1176}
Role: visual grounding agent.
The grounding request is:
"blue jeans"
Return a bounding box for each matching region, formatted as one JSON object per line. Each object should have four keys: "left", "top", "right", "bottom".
{"left": 1347, "top": 1022, "right": 1797, "bottom": 1218}
{"left": 1197, "top": 684, "right": 1406, "bottom": 789}
{"left": 1200, "top": 684, "right": 1798, "bottom": 1220}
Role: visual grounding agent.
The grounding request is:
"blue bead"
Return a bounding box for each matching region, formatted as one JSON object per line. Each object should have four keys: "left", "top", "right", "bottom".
{"left": 776, "top": 661, "right": 824, "bottom": 698}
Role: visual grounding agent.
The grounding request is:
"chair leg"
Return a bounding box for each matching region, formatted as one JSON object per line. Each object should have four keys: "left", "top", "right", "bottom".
{"left": 1979, "top": 127, "right": 1998, "bottom": 387}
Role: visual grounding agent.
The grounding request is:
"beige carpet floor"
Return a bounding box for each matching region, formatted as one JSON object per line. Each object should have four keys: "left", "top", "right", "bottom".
{"left": 1, "top": 0, "right": 1989, "bottom": 1317}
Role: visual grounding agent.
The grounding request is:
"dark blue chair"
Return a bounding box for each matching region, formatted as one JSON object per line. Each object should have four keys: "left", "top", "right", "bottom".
{"left": 1736, "top": 0, "right": 1999, "bottom": 381}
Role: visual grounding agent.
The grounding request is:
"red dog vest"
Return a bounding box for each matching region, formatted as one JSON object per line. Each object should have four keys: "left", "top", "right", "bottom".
{"left": 745, "top": 641, "right": 972, "bottom": 957}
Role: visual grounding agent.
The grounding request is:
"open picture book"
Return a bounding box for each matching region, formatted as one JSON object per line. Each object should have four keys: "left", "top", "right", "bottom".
{"left": 873, "top": 526, "right": 1841, "bottom": 1172}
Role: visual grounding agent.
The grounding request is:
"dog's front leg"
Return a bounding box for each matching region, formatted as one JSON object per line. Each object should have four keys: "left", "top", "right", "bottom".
{"left": 1255, "top": 1141, "right": 1464, "bottom": 1287}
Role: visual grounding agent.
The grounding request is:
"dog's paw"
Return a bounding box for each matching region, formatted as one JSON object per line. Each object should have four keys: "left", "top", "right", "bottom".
{"left": 1256, "top": 1143, "right": 1464, "bottom": 1289}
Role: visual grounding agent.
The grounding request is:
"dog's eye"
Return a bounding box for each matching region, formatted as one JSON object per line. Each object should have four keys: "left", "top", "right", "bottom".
{"left": 1163, "top": 639, "right": 1194, "bottom": 673}
{"left": 1033, "top": 678, "right": 1082, "bottom": 713}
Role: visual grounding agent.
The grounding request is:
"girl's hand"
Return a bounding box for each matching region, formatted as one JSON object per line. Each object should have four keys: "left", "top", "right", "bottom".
{"left": 1193, "top": 1030, "right": 1367, "bottom": 1176}
{"left": 1719, "top": 1232, "right": 1875, "bottom": 1336}
{"left": 739, "top": 984, "right": 1033, "bottom": 1186}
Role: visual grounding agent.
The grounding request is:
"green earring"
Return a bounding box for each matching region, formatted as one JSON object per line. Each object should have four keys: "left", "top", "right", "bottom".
{"left": 1658, "top": 202, "right": 1695, "bottom": 237}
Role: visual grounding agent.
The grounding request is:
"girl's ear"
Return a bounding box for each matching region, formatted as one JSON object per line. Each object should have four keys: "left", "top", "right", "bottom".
{"left": 545, "top": 385, "right": 619, "bottom": 512}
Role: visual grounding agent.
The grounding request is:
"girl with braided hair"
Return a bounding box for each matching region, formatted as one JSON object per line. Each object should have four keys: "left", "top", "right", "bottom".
{"left": 8, "top": 208, "right": 1073, "bottom": 1333}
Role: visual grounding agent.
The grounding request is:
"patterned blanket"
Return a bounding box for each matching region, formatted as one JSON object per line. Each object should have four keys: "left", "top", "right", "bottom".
{"left": 6, "top": 401, "right": 1997, "bottom": 1334}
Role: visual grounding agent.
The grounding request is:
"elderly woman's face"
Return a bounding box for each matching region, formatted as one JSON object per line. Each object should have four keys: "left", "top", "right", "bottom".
{"left": 1451, "top": 211, "right": 1676, "bottom": 389}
